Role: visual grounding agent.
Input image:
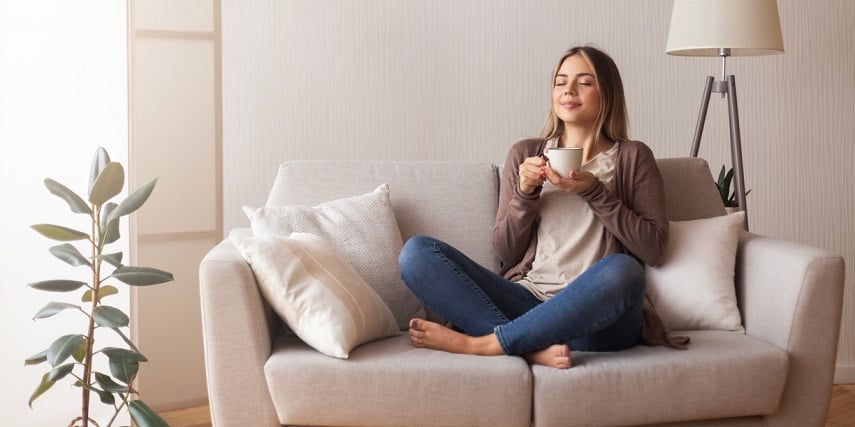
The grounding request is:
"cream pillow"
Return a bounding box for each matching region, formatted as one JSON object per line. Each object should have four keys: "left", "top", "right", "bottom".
{"left": 243, "top": 184, "right": 424, "bottom": 330}
{"left": 646, "top": 212, "right": 745, "bottom": 332}
{"left": 232, "top": 232, "right": 399, "bottom": 358}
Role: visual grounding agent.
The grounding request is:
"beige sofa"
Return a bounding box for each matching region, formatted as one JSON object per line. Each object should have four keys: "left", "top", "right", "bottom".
{"left": 200, "top": 157, "right": 844, "bottom": 427}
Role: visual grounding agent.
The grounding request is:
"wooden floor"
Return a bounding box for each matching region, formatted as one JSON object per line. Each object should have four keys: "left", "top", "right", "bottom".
{"left": 161, "top": 384, "right": 855, "bottom": 427}
{"left": 829, "top": 384, "right": 855, "bottom": 426}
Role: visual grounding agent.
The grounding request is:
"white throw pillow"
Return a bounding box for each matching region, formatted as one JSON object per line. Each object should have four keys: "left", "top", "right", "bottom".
{"left": 646, "top": 212, "right": 745, "bottom": 332}
{"left": 232, "top": 232, "right": 399, "bottom": 358}
{"left": 243, "top": 184, "right": 424, "bottom": 329}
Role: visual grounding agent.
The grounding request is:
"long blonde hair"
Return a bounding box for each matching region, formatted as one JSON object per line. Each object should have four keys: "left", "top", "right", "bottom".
{"left": 540, "top": 46, "right": 629, "bottom": 145}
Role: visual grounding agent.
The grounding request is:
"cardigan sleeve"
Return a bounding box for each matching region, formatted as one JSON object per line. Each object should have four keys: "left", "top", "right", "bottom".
{"left": 579, "top": 141, "right": 669, "bottom": 266}
{"left": 493, "top": 139, "right": 545, "bottom": 272}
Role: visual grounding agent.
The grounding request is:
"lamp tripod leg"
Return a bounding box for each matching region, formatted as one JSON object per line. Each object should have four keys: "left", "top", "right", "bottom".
{"left": 691, "top": 76, "right": 716, "bottom": 157}
{"left": 726, "top": 75, "right": 749, "bottom": 230}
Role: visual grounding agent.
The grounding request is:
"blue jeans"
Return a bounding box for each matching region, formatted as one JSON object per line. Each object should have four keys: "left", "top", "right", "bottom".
{"left": 398, "top": 235, "right": 645, "bottom": 356}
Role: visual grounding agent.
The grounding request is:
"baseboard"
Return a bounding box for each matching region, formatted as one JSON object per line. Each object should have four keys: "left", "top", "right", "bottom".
{"left": 152, "top": 396, "right": 210, "bottom": 413}
{"left": 835, "top": 364, "right": 855, "bottom": 384}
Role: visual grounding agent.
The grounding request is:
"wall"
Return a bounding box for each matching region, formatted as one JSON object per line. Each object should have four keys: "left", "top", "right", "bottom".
{"left": 0, "top": 1, "right": 129, "bottom": 424}
{"left": 222, "top": 0, "right": 855, "bottom": 382}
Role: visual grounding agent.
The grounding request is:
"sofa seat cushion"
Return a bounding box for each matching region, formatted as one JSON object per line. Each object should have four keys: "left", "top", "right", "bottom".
{"left": 531, "top": 331, "right": 788, "bottom": 427}
{"left": 265, "top": 334, "right": 532, "bottom": 427}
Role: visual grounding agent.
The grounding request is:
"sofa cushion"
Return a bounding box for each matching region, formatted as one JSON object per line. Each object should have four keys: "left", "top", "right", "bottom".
{"left": 646, "top": 212, "right": 745, "bottom": 332}
{"left": 531, "top": 331, "right": 788, "bottom": 427}
{"left": 245, "top": 184, "right": 421, "bottom": 329}
{"left": 231, "top": 232, "right": 399, "bottom": 359}
{"left": 265, "top": 335, "right": 532, "bottom": 427}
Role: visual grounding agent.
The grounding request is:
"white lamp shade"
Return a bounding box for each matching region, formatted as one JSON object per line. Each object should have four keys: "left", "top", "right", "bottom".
{"left": 666, "top": 0, "right": 784, "bottom": 56}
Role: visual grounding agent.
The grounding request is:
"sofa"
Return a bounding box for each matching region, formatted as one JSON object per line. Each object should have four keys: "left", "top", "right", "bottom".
{"left": 200, "top": 157, "right": 844, "bottom": 427}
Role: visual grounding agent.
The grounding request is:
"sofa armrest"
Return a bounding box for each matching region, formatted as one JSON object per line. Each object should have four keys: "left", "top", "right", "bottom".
{"left": 736, "top": 231, "right": 845, "bottom": 426}
{"left": 200, "top": 233, "right": 280, "bottom": 426}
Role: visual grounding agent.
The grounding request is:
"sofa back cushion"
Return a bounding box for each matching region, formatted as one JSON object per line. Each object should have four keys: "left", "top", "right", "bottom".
{"left": 266, "top": 160, "right": 501, "bottom": 272}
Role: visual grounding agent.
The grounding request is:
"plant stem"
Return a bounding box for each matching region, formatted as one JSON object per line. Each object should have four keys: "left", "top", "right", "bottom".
{"left": 81, "top": 204, "right": 103, "bottom": 427}
{"left": 105, "top": 393, "right": 129, "bottom": 427}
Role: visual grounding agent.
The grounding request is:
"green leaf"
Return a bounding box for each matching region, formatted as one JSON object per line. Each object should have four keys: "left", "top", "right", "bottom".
{"left": 99, "top": 285, "right": 121, "bottom": 301}
{"left": 112, "top": 266, "right": 173, "bottom": 286}
{"left": 83, "top": 285, "right": 119, "bottom": 303}
{"left": 47, "top": 334, "right": 85, "bottom": 367}
{"left": 28, "top": 279, "right": 87, "bottom": 292}
{"left": 102, "top": 347, "right": 147, "bottom": 384}
{"left": 31, "top": 224, "right": 89, "bottom": 242}
{"left": 89, "top": 146, "right": 111, "bottom": 195}
{"left": 25, "top": 350, "right": 48, "bottom": 366}
{"left": 28, "top": 373, "right": 56, "bottom": 408}
{"left": 44, "top": 178, "right": 92, "bottom": 215}
{"left": 94, "top": 305, "right": 130, "bottom": 328}
{"left": 96, "top": 388, "right": 116, "bottom": 405}
{"left": 47, "top": 363, "right": 75, "bottom": 382}
{"left": 129, "top": 400, "right": 170, "bottom": 427}
{"left": 109, "top": 359, "right": 139, "bottom": 385}
{"left": 72, "top": 337, "right": 87, "bottom": 363}
{"left": 106, "top": 178, "right": 157, "bottom": 224}
{"left": 102, "top": 347, "right": 148, "bottom": 363}
{"left": 101, "top": 202, "right": 121, "bottom": 245}
{"left": 49, "top": 243, "right": 90, "bottom": 267}
{"left": 100, "top": 252, "right": 124, "bottom": 269}
{"left": 78, "top": 379, "right": 119, "bottom": 405}
{"left": 95, "top": 372, "right": 128, "bottom": 393}
{"left": 89, "top": 162, "right": 124, "bottom": 205}
{"left": 33, "top": 302, "right": 81, "bottom": 319}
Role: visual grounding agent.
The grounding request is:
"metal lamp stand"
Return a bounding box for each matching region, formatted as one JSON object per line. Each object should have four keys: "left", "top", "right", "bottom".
{"left": 689, "top": 48, "right": 749, "bottom": 230}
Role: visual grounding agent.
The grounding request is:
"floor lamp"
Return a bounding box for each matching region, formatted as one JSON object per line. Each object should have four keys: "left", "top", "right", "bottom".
{"left": 666, "top": 0, "right": 784, "bottom": 230}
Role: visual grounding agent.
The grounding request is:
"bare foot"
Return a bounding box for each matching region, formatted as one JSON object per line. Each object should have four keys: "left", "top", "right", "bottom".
{"left": 524, "top": 345, "right": 572, "bottom": 369}
{"left": 408, "top": 319, "right": 502, "bottom": 356}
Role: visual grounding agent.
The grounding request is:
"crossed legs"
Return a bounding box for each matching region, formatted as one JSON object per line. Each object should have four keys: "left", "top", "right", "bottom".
{"left": 398, "top": 235, "right": 644, "bottom": 369}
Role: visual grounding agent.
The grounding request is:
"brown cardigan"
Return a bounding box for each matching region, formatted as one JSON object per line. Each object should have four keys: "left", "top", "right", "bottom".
{"left": 493, "top": 138, "right": 688, "bottom": 348}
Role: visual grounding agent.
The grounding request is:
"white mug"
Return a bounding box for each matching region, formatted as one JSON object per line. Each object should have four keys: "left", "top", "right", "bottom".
{"left": 547, "top": 147, "right": 583, "bottom": 178}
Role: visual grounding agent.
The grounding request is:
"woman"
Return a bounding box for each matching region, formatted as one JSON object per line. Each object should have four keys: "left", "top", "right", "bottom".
{"left": 398, "top": 45, "right": 686, "bottom": 369}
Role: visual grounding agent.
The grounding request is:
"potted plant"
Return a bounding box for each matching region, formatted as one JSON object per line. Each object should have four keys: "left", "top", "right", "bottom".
{"left": 25, "top": 147, "right": 173, "bottom": 427}
{"left": 716, "top": 165, "right": 750, "bottom": 213}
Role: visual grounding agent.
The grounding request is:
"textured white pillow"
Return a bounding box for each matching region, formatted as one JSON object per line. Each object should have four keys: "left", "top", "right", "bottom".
{"left": 243, "top": 184, "right": 424, "bottom": 330}
{"left": 646, "top": 212, "right": 745, "bottom": 332}
{"left": 232, "top": 232, "right": 399, "bottom": 358}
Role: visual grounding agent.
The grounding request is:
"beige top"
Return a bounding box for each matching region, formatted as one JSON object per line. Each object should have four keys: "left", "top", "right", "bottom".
{"left": 516, "top": 140, "right": 618, "bottom": 301}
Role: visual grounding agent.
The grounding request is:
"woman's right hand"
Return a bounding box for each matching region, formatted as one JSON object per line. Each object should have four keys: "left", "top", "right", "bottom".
{"left": 518, "top": 155, "right": 547, "bottom": 194}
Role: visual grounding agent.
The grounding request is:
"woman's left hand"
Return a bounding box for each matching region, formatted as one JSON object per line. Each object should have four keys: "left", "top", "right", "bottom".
{"left": 542, "top": 166, "right": 597, "bottom": 194}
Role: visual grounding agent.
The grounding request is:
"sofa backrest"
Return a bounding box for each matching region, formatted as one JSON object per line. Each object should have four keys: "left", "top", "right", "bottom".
{"left": 263, "top": 157, "right": 723, "bottom": 276}
{"left": 655, "top": 157, "right": 725, "bottom": 221}
{"left": 266, "top": 160, "right": 501, "bottom": 271}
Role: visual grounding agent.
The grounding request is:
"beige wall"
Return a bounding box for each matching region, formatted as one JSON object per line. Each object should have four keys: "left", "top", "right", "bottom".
{"left": 222, "top": 0, "right": 855, "bottom": 382}
{"left": 129, "top": 0, "right": 221, "bottom": 411}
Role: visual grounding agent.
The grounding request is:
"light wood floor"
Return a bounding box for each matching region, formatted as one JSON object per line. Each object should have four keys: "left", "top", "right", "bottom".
{"left": 161, "top": 384, "right": 855, "bottom": 427}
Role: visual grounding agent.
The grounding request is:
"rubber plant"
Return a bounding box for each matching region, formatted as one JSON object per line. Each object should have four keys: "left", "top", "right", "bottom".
{"left": 25, "top": 147, "right": 173, "bottom": 427}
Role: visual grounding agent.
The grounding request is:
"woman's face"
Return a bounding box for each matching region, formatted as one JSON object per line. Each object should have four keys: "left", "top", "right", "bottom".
{"left": 552, "top": 54, "right": 601, "bottom": 129}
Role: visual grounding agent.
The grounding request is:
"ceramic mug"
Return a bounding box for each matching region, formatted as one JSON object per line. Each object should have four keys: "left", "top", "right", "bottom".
{"left": 547, "top": 147, "right": 583, "bottom": 178}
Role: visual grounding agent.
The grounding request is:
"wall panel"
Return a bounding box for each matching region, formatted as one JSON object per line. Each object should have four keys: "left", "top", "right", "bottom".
{"left": 134, "top": 38, "right": 217, "bottom": 235}
{"left": 134, "top": 0, "right": 214, "bottom": 33}
{"left": 130, "top": 0, "right": 221, "bottom": 411}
